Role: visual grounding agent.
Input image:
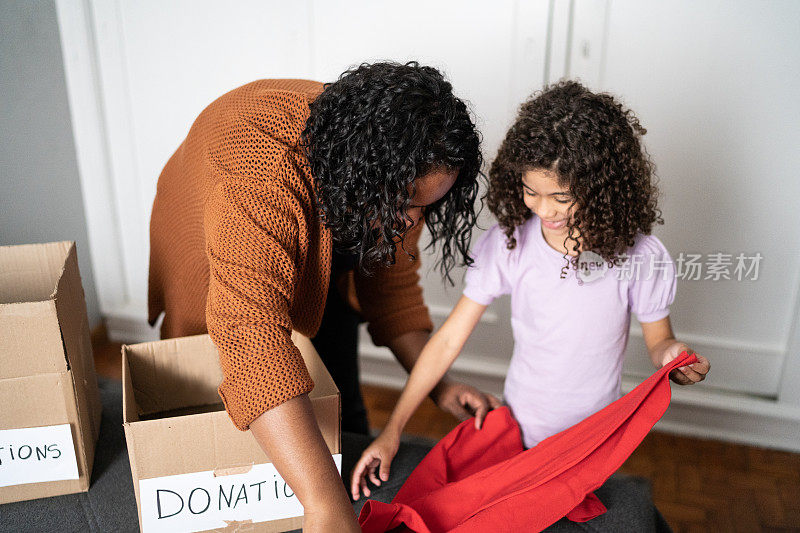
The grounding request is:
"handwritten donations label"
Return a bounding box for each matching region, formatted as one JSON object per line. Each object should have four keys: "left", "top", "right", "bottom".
{"left": 138, "top": 454, "right": 343, "bottom": 533}
{"left": 0, "top": 424, "right": 79, "bottom": 487}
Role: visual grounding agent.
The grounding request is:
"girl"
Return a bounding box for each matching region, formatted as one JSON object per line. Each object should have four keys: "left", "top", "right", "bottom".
{"left": 351, "top": 80, "right": 710, "bottom": 499}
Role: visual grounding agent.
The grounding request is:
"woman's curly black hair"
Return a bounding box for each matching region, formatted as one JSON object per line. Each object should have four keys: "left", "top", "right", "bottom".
{"left": 487, "top": 80, "right": 662, "bottom": 270}
{"left": 300, "top": 61, "right": 482, "bottom": 284}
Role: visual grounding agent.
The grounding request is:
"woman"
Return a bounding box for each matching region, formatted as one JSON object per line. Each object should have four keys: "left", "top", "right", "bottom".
{"left": 148, "top": 62, "right": 498, "bottom": 530}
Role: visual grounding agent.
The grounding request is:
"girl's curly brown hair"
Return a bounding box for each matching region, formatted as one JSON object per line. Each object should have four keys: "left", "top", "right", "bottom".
{"left": 487, "top": 80, "right": 662, "bottom": 270}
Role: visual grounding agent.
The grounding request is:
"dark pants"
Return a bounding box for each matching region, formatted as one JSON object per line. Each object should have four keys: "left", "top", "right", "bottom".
{"left": 311, "top": 277, "right": 370, "bottom": 435}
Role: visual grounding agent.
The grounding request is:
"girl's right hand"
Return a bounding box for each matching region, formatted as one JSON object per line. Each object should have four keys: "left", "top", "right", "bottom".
{"left": 350, "top": 429, "right": 401, "bottom": 500}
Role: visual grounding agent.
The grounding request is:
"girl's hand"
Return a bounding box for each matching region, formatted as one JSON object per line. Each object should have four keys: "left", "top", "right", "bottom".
{"left": 432, "top": 380, "right": 503, "bottom": 430}
{"left": 658, "top": 341, "right": 710, "bottom": 385}
{"left": 350, "top": 429, "right": 401, "bottom": 501}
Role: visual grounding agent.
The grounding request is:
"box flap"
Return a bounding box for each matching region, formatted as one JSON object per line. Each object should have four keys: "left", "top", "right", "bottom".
{"left": 122, "top": 346, "right": 140, "bottom": 425}
{"left": 122, "top": 335, "right": 226, "bottom": 416}
{"left": 0, "top": 242, "right": 74, "bottom": 379}
{"left": 52, "top": 242, "right": 102, "bottom": 481}
{"left": 122, "top": 333, "right": 338, "bottom": 417}
{"left": 0, "top": 241, "right": 71, "bottom": 304}
{"left": 122, "top": 332, "right": 341, "bottom": 481}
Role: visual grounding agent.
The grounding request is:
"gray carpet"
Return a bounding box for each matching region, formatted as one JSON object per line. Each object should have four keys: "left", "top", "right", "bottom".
{"left": 0, "top": 379, "right": 671, "bottom": 532}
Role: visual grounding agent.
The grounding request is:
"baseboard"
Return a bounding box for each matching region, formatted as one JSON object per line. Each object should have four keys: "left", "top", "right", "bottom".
{"left": 359, "top": 346, "right": 800, "bottom": 453}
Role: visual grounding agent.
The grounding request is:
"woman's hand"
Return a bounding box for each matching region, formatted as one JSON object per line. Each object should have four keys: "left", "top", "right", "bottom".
{"left": 432, "top": 380, "right": 503, "bottom": 429}
{"left": 658, "top": 340, "right": 710, "bottom": 385}
{"left": 350, "top": 429, "right": 401, "bottom": 500}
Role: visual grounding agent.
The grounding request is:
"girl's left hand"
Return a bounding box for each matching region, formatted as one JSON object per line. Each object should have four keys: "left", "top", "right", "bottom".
{"left": 658, "top": 341, "right": 710, "bottom": 385}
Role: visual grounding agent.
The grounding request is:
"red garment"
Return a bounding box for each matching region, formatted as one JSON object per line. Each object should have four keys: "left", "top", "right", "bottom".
{"left": 358, "top": 351, "right": 697, "bottom": 533}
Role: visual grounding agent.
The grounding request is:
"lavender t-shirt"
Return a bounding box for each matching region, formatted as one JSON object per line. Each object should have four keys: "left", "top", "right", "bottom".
{"left": 463, "top": 215, "right": 676, "bottom": 448}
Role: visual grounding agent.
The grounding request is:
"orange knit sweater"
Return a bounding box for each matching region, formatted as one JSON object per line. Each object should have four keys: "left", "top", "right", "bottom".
{"left": 148, "top": 79, "right": 433, "bottom": 431}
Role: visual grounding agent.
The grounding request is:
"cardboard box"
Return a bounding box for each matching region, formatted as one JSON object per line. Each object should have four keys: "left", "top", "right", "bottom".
{"left": 0, "top": 241, "right": 102, "bottom": 503}
{"left": 122, "top": 332, "right": 341, "bottom": 533}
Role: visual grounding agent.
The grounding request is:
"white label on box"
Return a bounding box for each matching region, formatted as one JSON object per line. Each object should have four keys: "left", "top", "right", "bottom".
{"left": 0, "top": 424, "right": 79, "bottom": 487}
{"left": 138, "top": 454, "right": 343, "bottom": 533}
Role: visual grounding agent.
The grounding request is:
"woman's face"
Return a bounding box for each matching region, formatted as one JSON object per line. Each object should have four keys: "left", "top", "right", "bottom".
{"left": 521, "top": 168, "right": 576, "bottom": 238}
{"left": 401, "top": 167, "right": 459, "bottom": 229}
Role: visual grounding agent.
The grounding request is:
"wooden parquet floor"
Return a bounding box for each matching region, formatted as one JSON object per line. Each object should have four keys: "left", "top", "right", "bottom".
{"left": 94, "top": 334, "right": 800, "bottom": 532}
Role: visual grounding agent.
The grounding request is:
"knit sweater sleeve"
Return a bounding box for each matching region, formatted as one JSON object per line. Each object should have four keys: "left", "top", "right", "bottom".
{"left": 206, "top": 176, "right": 315, "bottom": 431}
{"left": 354, "top": 221, "right": 434, "bottom": 347}
{"left": 204, "top": 99, "right": 316, "bottom": 431}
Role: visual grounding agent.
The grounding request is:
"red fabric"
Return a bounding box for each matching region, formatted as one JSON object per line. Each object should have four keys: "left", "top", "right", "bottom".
{"left": 358, "top": 351, "right": 697, "bottom": 533}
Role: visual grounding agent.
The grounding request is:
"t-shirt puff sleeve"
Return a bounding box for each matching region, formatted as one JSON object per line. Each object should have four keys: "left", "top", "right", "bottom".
{"left": 627, "top": 234, "right": 677, "bottom": 323}
{"left": 463, "top": 224, "right": 515, "bottom": 306}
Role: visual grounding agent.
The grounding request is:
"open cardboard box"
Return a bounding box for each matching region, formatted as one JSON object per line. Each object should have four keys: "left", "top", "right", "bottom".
{"left": 122, "top": 332, "right": 341, "bottom": 533}
{"left": 0, "top": 241, "right": 102, "bottom": 503}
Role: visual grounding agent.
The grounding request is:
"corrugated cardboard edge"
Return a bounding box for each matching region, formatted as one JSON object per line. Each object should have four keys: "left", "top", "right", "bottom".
{"left": 122, "top": 344, "right": 146, "bottom": 531}
{"left": 0, "top": 300, "right": 66, "bottom": 377}
{"left": 53, "top": 242, "right": 102, "bottom": 490}
{"left": 0, "top": 240, "right": 70, "bottom": 379}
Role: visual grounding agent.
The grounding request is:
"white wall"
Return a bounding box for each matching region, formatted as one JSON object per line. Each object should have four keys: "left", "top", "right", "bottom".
{"left": 54, "top": 0, "right": 800, "bottom": 450}
{"left": 0, "top": 0, "right": 101, "bottom": 328}
{"left": 590, "top": 0, "right": 800, "bottom": 395}
{"left": 57, "top": 0, "right": 549, "bottom": 344}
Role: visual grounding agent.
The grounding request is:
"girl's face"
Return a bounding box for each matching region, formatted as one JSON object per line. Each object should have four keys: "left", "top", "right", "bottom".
{"left": 521, "top": 168, "right": 576, "bottom": 237}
